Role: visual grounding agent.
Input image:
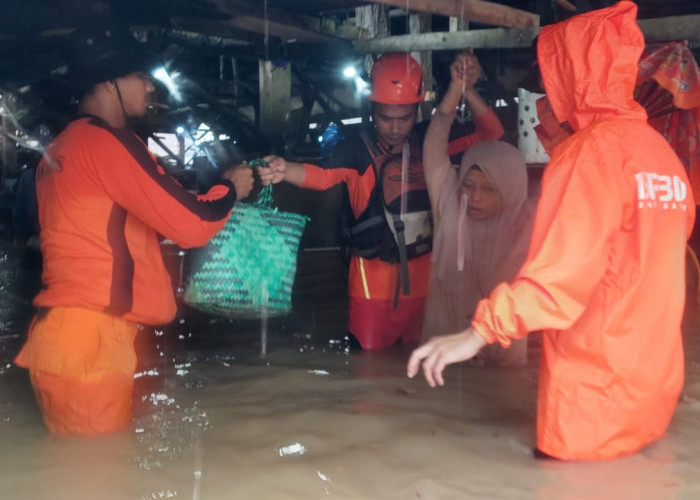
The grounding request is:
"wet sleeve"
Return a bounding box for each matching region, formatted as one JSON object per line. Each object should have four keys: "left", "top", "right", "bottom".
{"left": 447, "top": 108, "right": 504, "bottom": 156}
{"left": 93, "top": 129, "right": 236, "bottom": 249}
{"left": 301, "top": 163, "right": 360, "bottom": 191}
{"left": 471, "top": 141, "right": 624, "bottom": 346}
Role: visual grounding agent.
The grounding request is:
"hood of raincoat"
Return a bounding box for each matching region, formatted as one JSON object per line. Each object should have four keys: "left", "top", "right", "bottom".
{"left": 537, "top": 0, "right": 647, "bottom": 132}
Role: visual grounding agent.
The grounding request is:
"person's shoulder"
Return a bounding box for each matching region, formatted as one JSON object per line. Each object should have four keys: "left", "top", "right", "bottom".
{"left": 60, "top": 116, "right": 122, "bottom": 148}
{"left": 83, "top": 116, "right": 150, "bottom": 155}
{"left": 55, "top": 117, "right": 153, "bottom": 175}
{"left": 48, "top": 118, "right": 107, "bottom": 153}
{"left": 70, "top": 115, "right": 112, "bottom": 134}
{"left": 544, "top": 123, "right": 631, "bottom": 180}
{"left": 555, "top": 120, "right": 631, "bottom": 159}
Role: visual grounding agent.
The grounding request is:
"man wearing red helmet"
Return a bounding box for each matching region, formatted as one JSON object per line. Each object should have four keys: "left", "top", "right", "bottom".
{"left": 262, "top": 52, "right": 503, "bottom": 350}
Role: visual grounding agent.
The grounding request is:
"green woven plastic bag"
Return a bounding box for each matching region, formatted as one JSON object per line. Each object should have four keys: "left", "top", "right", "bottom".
{"left": 184, "top": 170, "right": 308, "bottom": 319}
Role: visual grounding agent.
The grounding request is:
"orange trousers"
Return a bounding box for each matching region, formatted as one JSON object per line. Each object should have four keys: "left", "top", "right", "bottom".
{"left": 15, "top": 307, "right": 138, "bottom": 435}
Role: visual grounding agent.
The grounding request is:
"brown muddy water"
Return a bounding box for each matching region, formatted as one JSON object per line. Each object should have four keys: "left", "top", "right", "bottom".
{"left": 1, "top": 244, "right": 700, "bottom": 500}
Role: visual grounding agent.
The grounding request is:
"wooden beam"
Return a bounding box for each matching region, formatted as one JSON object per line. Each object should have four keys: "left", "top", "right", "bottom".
{"left": 292, "top": 66, "right": 348, "bottom": 130}
{"left": 170, "top": 18, "right": 258, "bottom": 45}
{"left": 354, "top": 27, "right": 538, "bottom": 53}
{"left": 638, "top": 14, "right": 700, "bottom": 46}
{"left": 367, "top": 0, "right": 539, "bottom": 29}
{"left": 303, "top": 14, "right": 363, "bottom": 40}
{"left": 410, "top": 13, "right": 434, "bottom": 120}
{"left": 355, "top": 14, "right": 700, "bottom": 53}
{"left": 211, "top": 0, "right": 338, "bottom": 43}
{"left": 259, "top": 59, "right": 291, "bottom": 133}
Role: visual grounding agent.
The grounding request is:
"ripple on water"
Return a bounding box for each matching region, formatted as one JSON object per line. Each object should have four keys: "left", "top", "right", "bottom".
{"left": 133, "top": 392, "right": 211, "bottom": 471}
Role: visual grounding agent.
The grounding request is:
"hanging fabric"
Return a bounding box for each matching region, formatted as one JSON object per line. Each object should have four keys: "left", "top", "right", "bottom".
{"left": 636, "top": 41, "right": 700, "bottom": 201}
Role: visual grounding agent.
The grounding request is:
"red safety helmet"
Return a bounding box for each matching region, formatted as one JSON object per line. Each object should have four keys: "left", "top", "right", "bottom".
{"left": 369, "top": 53, "right": 425, "bottom": 105}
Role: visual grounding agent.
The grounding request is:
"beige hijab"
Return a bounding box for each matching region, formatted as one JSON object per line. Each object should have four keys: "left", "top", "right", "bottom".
{"left": 422, "top": 141, "right": 533, "bottom": 351}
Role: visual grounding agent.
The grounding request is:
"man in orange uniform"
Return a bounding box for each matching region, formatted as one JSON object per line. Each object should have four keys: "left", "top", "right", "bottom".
{"left": 262, "top": 52, "right": 503, "bottom": 350}
{"left": 408, "top": 1, "right": 696, "bottom": 460}
{"left": 14, "top": 31, "right": 254, "bottom": 435}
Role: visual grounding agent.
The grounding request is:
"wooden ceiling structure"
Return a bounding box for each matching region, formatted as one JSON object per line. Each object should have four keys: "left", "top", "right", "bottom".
{"left": 1, "top": 0, "right": 700, "bottom": 162}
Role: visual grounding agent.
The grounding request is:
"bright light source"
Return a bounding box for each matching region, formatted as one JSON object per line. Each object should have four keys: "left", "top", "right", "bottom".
{"left": 317, "top": 136, "right": 323, "bottom": 143}
{"left": 176, "top": 126, "right": 185, "bottom": 134}
{"left": 343, "top": 66, "right": 357, "bottom": 78}
{"left": 148, "top": 133, "right": 182, "bottom": 158}
{"left": 152, "top": 67, "right": 168, "bottom": 82}
{"left": 152, "top": 66, "right": 182, "bottom": 101}
{"left": 194, "top": 123, "right": 214, "bottom": 145}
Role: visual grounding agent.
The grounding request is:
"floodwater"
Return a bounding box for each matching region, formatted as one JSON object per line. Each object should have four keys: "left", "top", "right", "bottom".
{"left": 2, "top": 243, "right": 700, "bottom": 499}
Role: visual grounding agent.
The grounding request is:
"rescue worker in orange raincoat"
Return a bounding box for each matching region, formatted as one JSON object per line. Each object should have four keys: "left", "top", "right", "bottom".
{"left": 407, "top": 1, "right": 696, "bottom": 460}
{"left": 261, "top": 52, "right": 503, "bottom": 350}
{"left": 14, "top": 30, "right": 255, "bottom": 435}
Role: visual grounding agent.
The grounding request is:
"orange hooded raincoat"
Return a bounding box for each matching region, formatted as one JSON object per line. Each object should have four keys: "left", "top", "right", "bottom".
{"left": 472, "top": 1, "right": 696, "bottom": 460}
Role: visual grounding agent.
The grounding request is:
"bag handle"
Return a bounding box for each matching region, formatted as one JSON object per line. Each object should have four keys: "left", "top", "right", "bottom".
{"left": 248, "top": 158, "right": 275, "bottom": 209}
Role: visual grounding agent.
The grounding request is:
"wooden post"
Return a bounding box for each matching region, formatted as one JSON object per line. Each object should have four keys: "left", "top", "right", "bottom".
{"left": 449, "top": 16, "right": 468, "bottom": 32}
{"left": 639, "top": 15, "right": 700, "bottom": 45}
{"left": 259, "top": 59, "right": 291, "bottom": 134}
{"left": 355, "top": 4, "right": 389, "bottom": 39}
{"left": 231, "top": 56, "right": 239, "bottom": 106}
{"left": 368, "top": 0, "right": 539, "bottom": 29}
{"left": 449, "top": 0, "right": 470, "bottom": 33}
{"left": 355, "top": 27, "right": 539, "bottom": 53}
{"left": 409, "top": 13, "right": 433, "bottom": 122}
{"left": 0, "top": 114, "right": 8, "bottom": 191}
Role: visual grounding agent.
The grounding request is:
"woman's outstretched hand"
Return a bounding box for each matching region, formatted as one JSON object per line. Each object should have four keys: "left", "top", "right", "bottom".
{"left": 406, "top": 327, "right": 487, "bottom": 387}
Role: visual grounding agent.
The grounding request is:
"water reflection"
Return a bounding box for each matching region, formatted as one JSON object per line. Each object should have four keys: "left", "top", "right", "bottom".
{"left": 1, "top": 239, "right": 700, "bottom": 498}
{"left": 534, "top": 449, "right": 682, "bottom": 500}
{"left": 1, "top": 321, "right": 699, "bottom": 499}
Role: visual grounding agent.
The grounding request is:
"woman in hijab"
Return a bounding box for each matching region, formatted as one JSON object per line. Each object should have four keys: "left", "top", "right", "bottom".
{"left": 422, "top": 52, "right": 534, "bottom": 367}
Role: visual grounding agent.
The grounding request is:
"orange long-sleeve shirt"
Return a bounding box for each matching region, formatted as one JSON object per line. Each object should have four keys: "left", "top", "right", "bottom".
{"left": 34, "top": 115, "right": 237, "bottom": 325}
{"left": 472, "top": 2, "right": 696, "bottom": 460}
{"left": 301, "top": 110, "right": 504, "bottom": 300}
